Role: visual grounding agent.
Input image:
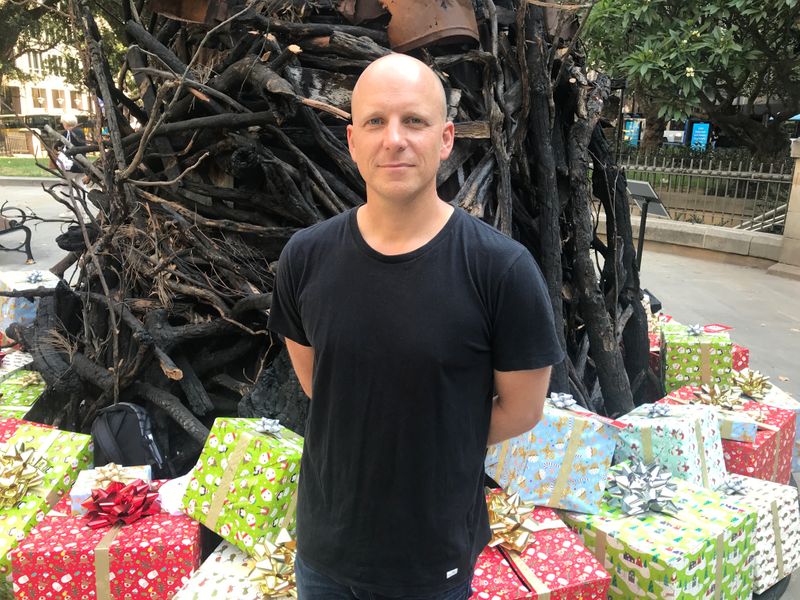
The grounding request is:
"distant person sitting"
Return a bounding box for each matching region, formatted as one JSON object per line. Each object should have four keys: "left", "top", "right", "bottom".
{"left": 57, "top": 113, "right": 88, "bottom": 219}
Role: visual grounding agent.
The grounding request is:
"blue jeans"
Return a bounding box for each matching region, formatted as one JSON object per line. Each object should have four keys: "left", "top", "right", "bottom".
{"left": 295, "top": 554, "right": 472, "bottom": 600}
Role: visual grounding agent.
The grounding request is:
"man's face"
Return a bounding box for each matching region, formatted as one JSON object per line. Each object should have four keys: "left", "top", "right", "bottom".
{"left": 347, "top": 63, "right": 454, "bottom": 205}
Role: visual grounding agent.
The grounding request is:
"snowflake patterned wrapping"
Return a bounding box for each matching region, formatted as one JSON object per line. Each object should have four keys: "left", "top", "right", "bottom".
{"left": 0, "top": 270, "right": 60, "bottom": 346}
{"left": 615, "top": 403, "right": 727, "bottom": 490}
{"left": 182, "top": 417, "right": 303, "bottom": 554}
{"left": 751, "top": 381, "right": 800, "bottom": 473}
{"left": 717, "top": 473, "right": 800, "bottom": 594}
{"left": 658, "top": 385, "right": 758, "bottom": 443}
{"left": 718, "top": 402, "right": 795, "bottom": 484}
{"left": 172, "top": 540, "right": 263, "bottom": 599}
{"left": 0, "top": 418, "right": 52, "bottom": 445}
{"left": 731, "top": 344, "right": 749, "bottom": 371}
{"left": 10, "top": 512, "right": 200, "bottom": 599}
{"left": 0, "top": 496, "right": 48, "bottom": 600}
{"left": 485, "top": 405, "right": 617, "bottom": 514}
{"left": 660, "top": 324, "right": 733, "bottom": 393}
{"left": 562, "top": 476, "right": 756, "bottom": 600}
{"left": 471, "top": 506, "right": 610, "bottom": 599}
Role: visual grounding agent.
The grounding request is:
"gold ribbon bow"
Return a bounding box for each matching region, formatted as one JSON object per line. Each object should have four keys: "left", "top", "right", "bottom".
{"left": 692, "top": 384, "right": 745, "bottom": 411}
{"left": 91, "top": 463, "right": 140, "bottom": 490}
{"left": 732, "top": 369, "right": 772, "bottom": 401}
{"left": 0, "top": 442, "right": 48, "bottom": 509}
{"left": 16, "top": 372, "right": 44, "bottom": 387}
{"left": 486, "top": 487, "right": 540, "bottom": 552}
{"left": 250, "top": 528, "right": 297, "bottom": 598}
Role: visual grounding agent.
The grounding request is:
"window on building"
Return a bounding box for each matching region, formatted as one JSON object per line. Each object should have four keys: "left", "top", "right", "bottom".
{"left": 70, "top": 90, "right": 83, "bottom": 111}
{"left": 51, "top": 89, "right": 65, "bottom": 110}
{"left": 31, "top": 88, "right": 47, "bottom": 110}
{"left": 28, "top": 53, "right": 43, "bottom": 75}
{"left": 1, "top": 87, "right": 22, "bottom": 114}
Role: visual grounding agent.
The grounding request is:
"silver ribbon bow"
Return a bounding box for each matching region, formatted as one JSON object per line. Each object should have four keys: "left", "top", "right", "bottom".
{"left": 548, "top": 392, "right": 577, "bottom": 410}
{"left": 686, "top": 324, "right": 703, "bottom": 336}
{"left": 718, "top": 477, "right": 747, "bottom": 496}
{"left": 643, "top": 404, "right": 672, "bottom": 419}
{"left": 255, "top": 418, "right": 282, "bottom": 435}
{"left": 607, "top": 461, "right": 679, "bottom": 517}
{"left": 25, "top": 271, "right": 44, "bottom": 284}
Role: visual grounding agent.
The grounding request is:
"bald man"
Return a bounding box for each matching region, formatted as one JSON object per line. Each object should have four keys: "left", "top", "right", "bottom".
{"left": 269, "top": 54, "right": 563, "bottom": 599}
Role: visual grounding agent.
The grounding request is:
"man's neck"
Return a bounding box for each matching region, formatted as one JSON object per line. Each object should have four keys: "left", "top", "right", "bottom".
{"left": 356, "top": 193, "right": 454, "bottom": 256}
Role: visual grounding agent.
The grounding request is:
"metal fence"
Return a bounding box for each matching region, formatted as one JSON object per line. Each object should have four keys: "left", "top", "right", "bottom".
{"left": 619, "top": 151, "right": 793, "bottom": 233}
{"left": 0, "top": 128, "right": 35, "bottom": 155}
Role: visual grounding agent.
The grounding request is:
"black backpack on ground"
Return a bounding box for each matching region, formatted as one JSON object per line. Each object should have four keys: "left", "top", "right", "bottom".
{"left": 92, "top": 402, "right": 167, "bottom": 476}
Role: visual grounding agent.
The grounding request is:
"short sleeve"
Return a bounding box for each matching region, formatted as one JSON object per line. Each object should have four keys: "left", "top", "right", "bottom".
{"left": 268, "top": 240, "right": 311, "bottom": 346}
{"left": 492, "top": 251, "right": 564, "bottom": 371}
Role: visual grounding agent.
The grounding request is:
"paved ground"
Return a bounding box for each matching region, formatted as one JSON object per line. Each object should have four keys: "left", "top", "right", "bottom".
{"left": 1, "top": 181, "right": 799, "bottom": 596}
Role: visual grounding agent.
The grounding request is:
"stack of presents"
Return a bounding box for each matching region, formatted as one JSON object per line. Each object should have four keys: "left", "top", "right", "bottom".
{"left": 0, "top": 293, "right": 798, "bottom": 598}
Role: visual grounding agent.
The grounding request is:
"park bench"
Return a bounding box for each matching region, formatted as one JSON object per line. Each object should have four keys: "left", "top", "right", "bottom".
{"left": 0, "top": 205, "right": 34, "bottom": 264}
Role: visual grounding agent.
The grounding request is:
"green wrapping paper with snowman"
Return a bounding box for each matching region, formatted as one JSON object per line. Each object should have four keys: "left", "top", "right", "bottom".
{"left": 562, "top": 461, "right": 756, "bottom": 600}
{"left": 182, "top": 417, "right": 303, "bottom": 554}
{"left": 661, "top": 323, "right": 732, "bottom": 393}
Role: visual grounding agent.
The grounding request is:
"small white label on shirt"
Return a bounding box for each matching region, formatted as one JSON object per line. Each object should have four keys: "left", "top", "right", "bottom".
{"left": 446, "top": 568, "right": 458, "bottom": 579}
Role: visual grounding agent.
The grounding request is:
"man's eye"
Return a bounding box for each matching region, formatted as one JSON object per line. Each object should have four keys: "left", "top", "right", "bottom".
{"left": 408, "top": 117, "right": 424, "bottom": 125}
{"left": 367, "top": 118, "right": 382, "bottom": 125}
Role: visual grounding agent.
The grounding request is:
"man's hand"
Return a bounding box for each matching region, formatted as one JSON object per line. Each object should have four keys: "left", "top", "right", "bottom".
{"left": 487, "top": 367, "right": 552, "bottom": 446}
{"left": 284, "top": 338, "right": 315, "bottom": 399}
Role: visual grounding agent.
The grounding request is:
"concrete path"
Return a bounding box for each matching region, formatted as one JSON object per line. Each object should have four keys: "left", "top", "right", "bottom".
{"left": 1, "top": 181, "right": 799, "bottom": 597}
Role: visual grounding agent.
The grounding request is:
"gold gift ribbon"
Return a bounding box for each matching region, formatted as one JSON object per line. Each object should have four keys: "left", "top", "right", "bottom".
{"left": 90, "top": 463, "right": 141, "bottom": 490}
{"left": 700, "top": 341, "right": 712, "bottom": 384}
{"left": 719, "top": 419, "right": 733, "bottom": 439}
{"left": 771, "top": 500, "right": 785, "bottom": 579}
{"left": 772, "top": 429, "right": 783, "bottom": 482}
{"left": 641, "top": 426, "right": 654, "bottom": 464}
{"left": 504, "top": 549, "right": 551, "bottom": 599}
{"left": 93, "top": 523, "right": 124, "bottom": 600}
{"left": 546, "top": 419, "right": 587, "bottom": 507}
{"left": 494, "top": 440, "right": 511, "bottom": 481}
{"left": 206, "top": 434, "right": 251, "bottom": 530}
{"left": 693, "top": 419, "right": 710, "bottom": 488}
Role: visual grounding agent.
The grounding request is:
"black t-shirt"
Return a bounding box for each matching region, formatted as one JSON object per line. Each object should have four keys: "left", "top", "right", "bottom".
{"left": 268, "top": 206, "right": 563, "bottom": 596}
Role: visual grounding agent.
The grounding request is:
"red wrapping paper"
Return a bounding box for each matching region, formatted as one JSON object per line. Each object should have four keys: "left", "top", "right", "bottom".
{"left": 471, "top": 506, "right": 610, "bottom": 599}
{"left": 10, "top": 511, "right": 199, "bottom": 600}
{"left": 0, "top": 417, "right": 53, "bottom": 445}
{"left": 659, "top": 387, "right": 795, "bottom": 484}
{"left": 732, "top": 343, "right": 749, "bottom": 371}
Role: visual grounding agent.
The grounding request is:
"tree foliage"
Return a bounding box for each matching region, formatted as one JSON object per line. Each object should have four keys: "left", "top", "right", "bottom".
{"left": 584, "top": 0, "right": 800, "bottom": 155}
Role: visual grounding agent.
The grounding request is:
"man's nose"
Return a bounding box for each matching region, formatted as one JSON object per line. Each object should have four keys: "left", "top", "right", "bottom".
{"left": 383, "top": 120, "right": 405, "bottom": 149}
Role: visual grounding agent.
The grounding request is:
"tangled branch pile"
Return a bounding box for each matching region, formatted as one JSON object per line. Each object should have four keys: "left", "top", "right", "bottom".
{"left": 16, "top": 0, "right": 653, "bottom": 474}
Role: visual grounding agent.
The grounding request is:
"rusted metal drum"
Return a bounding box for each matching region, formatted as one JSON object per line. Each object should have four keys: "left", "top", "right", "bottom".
{"left": 383, "top": 0, "right": 479, "bottom": 52}
{"left": 150, "top": 0, "right": 229, "bottom": 25}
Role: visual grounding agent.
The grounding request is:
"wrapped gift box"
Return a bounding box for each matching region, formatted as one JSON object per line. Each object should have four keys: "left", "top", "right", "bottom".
{"left": 0, "top": 370, "right": 45, "bottom": 419}
{"left": 659, "top": 385, "right": 759, "bottom": 443}
{"left": 720, "top": 403, "right": 795, "bottom": 484}
{"left": 754, "top": 381, "right": 800, "bottom": 473}
{"left": 615, "top": 403, "right": 727, "bottom": 490}
{"left": 485, "top": 404, "right": 618, "bottom": 514}
{"left": 717, "top": 474, "right": 800, "bottom": 594}
{"left": 172, "top": 540, "right": 263, "bottom": 599}
{"left": 69, "top": 464, "right": 153, "bottom": 516}
{"left": 10, "top": 512, "right": 200, "bottom": 599}
{"left": 182, "top": 418, "right": 303, "bottom": 554}
{"left": 731, "top": 344, "right": 749, "bottom": 371}
{"left": 4, "top": 424, "right": 93, "bottom": 507}
{"left": 0, "top": 496, "right": 49, "bottom": 600}
{"left": 0, "top": 351, "right": 33, "bottom": 383}
{"left": 563, "top": 474, "right": 756, "bottom": 599}
{"left": 661, "top": 324, "right": 733, "bottom": 393}
{"left": 471, "top": 505, "right": 611, "bottom": 599}
{"left": 0, "top": 271, "right": 60, "bottom": 345}
{"left": 0, "top": 417, "right": 52, "bottom": 445}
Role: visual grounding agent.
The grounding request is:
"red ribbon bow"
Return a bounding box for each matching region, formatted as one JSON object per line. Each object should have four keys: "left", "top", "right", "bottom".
{"left": 81, "top": 479, "right": 160, "bottom": 529}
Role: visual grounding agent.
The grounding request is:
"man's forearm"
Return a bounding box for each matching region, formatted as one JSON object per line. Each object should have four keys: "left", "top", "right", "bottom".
{"left": 487, "top": 396, "right": 542, "bottom": 446}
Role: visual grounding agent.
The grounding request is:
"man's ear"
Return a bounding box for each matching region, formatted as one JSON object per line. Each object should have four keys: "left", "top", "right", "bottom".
{"left": 346, "top": 123, "right": 356, "bottom": 161}
{"left": 440, "top": 121, "right": 455, "bottom": 161}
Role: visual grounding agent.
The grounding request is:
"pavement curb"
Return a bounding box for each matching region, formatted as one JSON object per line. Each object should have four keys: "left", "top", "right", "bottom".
{"left": 0, "top": 176, "right": 58, "bottom": 187}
